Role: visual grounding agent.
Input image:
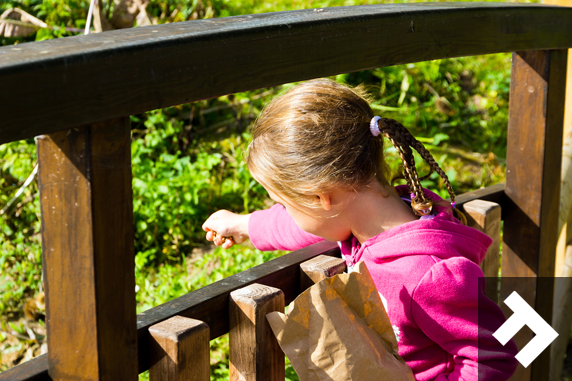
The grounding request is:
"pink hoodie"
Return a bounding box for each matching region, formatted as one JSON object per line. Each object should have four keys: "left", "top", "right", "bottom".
{"left": 249, "top": 186, "right": 518, "bottom": 381}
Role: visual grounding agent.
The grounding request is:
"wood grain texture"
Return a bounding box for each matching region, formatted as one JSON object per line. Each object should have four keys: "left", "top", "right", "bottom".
{"left": 0, "top": 355, "right": 51, "bottom": 381}
{"left": 36, "top": 118, "right": 137, "bottom": 381}
{"left": 229, "top": 284, "right": 285, "bottom": 381}
{"left": 149, "top": 316, "right": 210, "bottom": 381}
{"left": 502, "top": 49, "right": 568, "bottom": 381}
{"left": 300, "top": 255, "right": 347, "bottom": 291}
{"left": 462, "top": 200, "right": 501, "bottom": 303}
{"left": 454, "top": 183, "right": 505, "bottom": 210}
{"left": 2, "top": 3, "right": 572, "bottom": 143}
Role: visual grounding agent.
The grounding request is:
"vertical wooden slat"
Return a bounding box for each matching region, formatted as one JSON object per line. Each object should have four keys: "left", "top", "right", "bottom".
{"left": 149, "top": 316, "right": 210, "bottom": 381}
{"left": 300, "top": 255, "right": 346, "bottom": 292}
{"left": 502, "top": 49, "right": 568, "bottom": 381}
{"left": 37, "top": 118, "right": 137, "bottom": 381}
{"left": 229, "top": 284, "right": 284, "bottom": 381}
{"left": 462, "top": 200, "right": 501, "bottom": 303}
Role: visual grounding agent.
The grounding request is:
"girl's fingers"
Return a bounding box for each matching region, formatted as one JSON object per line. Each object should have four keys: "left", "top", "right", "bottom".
{"left": 222, "top": 239, "right": 234, "bottom": 249}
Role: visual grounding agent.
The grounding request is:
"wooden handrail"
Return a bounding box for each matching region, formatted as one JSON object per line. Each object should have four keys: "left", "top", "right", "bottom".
{"left": 1, "top": 3, "right": 572, "bottom": 143}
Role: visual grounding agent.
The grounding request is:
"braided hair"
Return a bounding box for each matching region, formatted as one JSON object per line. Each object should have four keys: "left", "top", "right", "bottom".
{"left": 373, "top": 118, "right": 456, "bottom": 216}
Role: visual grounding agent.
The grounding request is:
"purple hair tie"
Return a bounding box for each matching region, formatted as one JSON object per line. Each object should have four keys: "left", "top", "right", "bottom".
{"left": 451, "top": 201, "right": 456, "bottom": 209}
{"left": 370, "top": 116, "right": 381, "bottom": 136}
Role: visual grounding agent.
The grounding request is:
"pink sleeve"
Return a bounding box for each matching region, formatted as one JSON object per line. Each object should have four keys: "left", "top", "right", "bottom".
{"left": 248, "top": 204, "right": 323, "bottom": 251}
{"left": 411, "top": 257, "right": 518, "bottom": 381}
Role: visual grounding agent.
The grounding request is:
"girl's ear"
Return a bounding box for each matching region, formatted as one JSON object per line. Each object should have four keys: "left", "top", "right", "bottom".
{"left": 316, "top": 193, "right": 332, "bottom": 211}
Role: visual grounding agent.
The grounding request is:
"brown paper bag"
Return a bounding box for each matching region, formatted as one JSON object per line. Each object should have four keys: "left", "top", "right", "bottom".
{"left": 266, "top": 261, "right": 415, "bottom": 381}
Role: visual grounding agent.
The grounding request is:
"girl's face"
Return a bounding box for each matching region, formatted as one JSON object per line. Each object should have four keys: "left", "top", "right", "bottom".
{"left": 263, "top": 186, "right": 352, "bottom": 242}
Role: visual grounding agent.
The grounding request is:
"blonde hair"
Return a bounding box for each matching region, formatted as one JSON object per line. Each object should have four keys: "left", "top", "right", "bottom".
{"left": 247, "top": 79, "right": 455, "bottom": 213}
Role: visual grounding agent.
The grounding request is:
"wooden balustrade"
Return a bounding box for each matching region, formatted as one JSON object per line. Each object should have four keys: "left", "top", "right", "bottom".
{"left": 300, "top": 255, "right": 347, "bottom": 291}
{"left": 0, "top": 3, "right": 571, "bottom": 381}
{"left": 149, "top": 316, "right": 210, "bottom": 381}
{"left": 462, "top": 200, "right": 502, "bottom": 303}
{"left": 229, "top": 284, "right": 285, "bottom": 381}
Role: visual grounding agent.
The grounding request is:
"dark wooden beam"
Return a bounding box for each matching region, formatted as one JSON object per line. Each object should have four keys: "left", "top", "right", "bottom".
{"left": 36, "top": 118, "right": 138, "bottom": 380}
{"left": 455, "top": 183, "right": 505, "bottom": 212}
{"left": 2, "top": 3, "right": 572, "bottom": 143}
{"left": 502, "top": 50, "right": 567, "bottom": 381}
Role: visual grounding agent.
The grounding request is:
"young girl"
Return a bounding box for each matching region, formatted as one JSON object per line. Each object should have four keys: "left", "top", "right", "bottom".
{"left": 202, "top": 79, "right": 518, "bottom": 380}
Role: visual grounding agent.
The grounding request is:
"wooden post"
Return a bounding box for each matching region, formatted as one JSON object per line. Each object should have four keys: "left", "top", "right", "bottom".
{"left": 462, "top": 200, "right": 501, "bottom": 303}
{"left": 502, "top": 50, "right": 568, "bottom": 381}
{"left": 300, "top": 255, "right": 346, "bottom": 291}
{"left": 36, "top": 118, "right": 138, "bottom": 380}
{"left": 543, "top": 2, "right": 572, "bottom": 381}
{"left": 149, "top": 316, "right": 210, "bottom": 381}
{"left": 229, "top": 284, "right": 284, "bottom": 381}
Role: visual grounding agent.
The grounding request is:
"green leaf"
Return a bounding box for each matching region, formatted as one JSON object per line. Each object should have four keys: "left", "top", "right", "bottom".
{"left": 432, "top": 133, "right": 450, "bottom": 146}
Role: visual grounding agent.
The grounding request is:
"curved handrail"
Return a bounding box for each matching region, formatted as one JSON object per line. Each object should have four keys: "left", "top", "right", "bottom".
{"left": 1, "top": 2, "right": 571, "bottom": 143}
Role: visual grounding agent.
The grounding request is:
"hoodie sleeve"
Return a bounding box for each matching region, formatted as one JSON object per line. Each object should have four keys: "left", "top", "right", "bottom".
{"left": 248, "top": 204, "right": 323, "bottom": 251}
{"left": 411, "top": 257, "right": 518, "bottom": 381}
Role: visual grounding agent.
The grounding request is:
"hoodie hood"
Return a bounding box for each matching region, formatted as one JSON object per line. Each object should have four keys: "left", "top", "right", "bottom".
{"left": 339, "top": 186, "right": 492, "bottom": 267}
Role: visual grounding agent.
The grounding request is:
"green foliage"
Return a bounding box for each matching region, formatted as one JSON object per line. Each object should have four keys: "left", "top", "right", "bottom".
{"left": 0, "top": 140, "right": 41, "bottom": 319}
{"left": 130, "top": 91, "right": 275, "bottom": 266}
{"left": 341, "top": 54, "right": 511, "bottom": 158}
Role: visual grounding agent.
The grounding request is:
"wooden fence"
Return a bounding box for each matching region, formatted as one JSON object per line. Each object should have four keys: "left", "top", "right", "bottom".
{"left": 0, "top": 3, "right": 571, "bottom": 381}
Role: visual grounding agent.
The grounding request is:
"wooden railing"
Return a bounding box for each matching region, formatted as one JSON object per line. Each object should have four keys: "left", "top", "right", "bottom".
{"left": 0, "top": 3, "right": 571, "bottom": 381}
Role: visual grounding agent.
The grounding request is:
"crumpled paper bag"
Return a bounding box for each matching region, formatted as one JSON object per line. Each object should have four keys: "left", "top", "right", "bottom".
{"left": 266, "top": 261, "right": 415, "bottom": 381}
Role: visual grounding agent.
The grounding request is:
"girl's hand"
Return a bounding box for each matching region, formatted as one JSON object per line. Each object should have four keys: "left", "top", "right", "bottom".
{"left": 202, "top": 210, "right": 251, "bottom": 249}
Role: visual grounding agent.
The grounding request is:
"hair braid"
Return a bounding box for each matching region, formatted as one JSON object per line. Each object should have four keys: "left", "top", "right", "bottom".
{"left": 376, "top": 118, "right": 456, "bottom": 215}
{"left": 409, "top": 139, "right": 455, "bottom": 204}
{"left": 382, "top": 133, "right": 420, "bottom": 201}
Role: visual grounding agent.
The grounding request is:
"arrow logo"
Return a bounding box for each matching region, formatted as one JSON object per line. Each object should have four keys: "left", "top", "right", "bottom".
{"left": 493, "top": 291, "right": 558, "bottom": 368}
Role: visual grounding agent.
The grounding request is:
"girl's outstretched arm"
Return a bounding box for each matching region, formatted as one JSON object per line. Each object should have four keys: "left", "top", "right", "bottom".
{"left": 249, "top": 204, "right": 323, "bottom": 251}
{"left": 411, "top": 257, "right": 518, "bottom": 381}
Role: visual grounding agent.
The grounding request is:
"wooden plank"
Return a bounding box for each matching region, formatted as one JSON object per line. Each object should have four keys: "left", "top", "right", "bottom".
{"left": 461, "top": 200, "right": 501, "bottom": 303}
{"left": 229, "top": 284, "right": 284, "bottom": 381}
{"left": 149, "top": 316, "right": 210, "bottom": 381}
{"left": 502, "top": 49, "right": 568, "bottom": 381}
{"left": 36, "top": 118, "right": 137, "bottom": 380}
{"left": 300, "top": 255, "right": 346, "bottom": 291}
{"left": 0, "top": 355, "right": 51, "bottom": 381}
{"left": 2, "top": 3, "right": 572, "bottom": 143}
{"left": 454, "top": 183, "right": 505, "bottom": 208}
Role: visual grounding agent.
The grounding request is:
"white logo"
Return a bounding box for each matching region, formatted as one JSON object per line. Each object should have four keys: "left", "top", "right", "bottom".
{"left": 379, "top": 292, "right": 401, "bottom": 342}
{"left": 493, "top": 291, "right": 558, "bottom": 368}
